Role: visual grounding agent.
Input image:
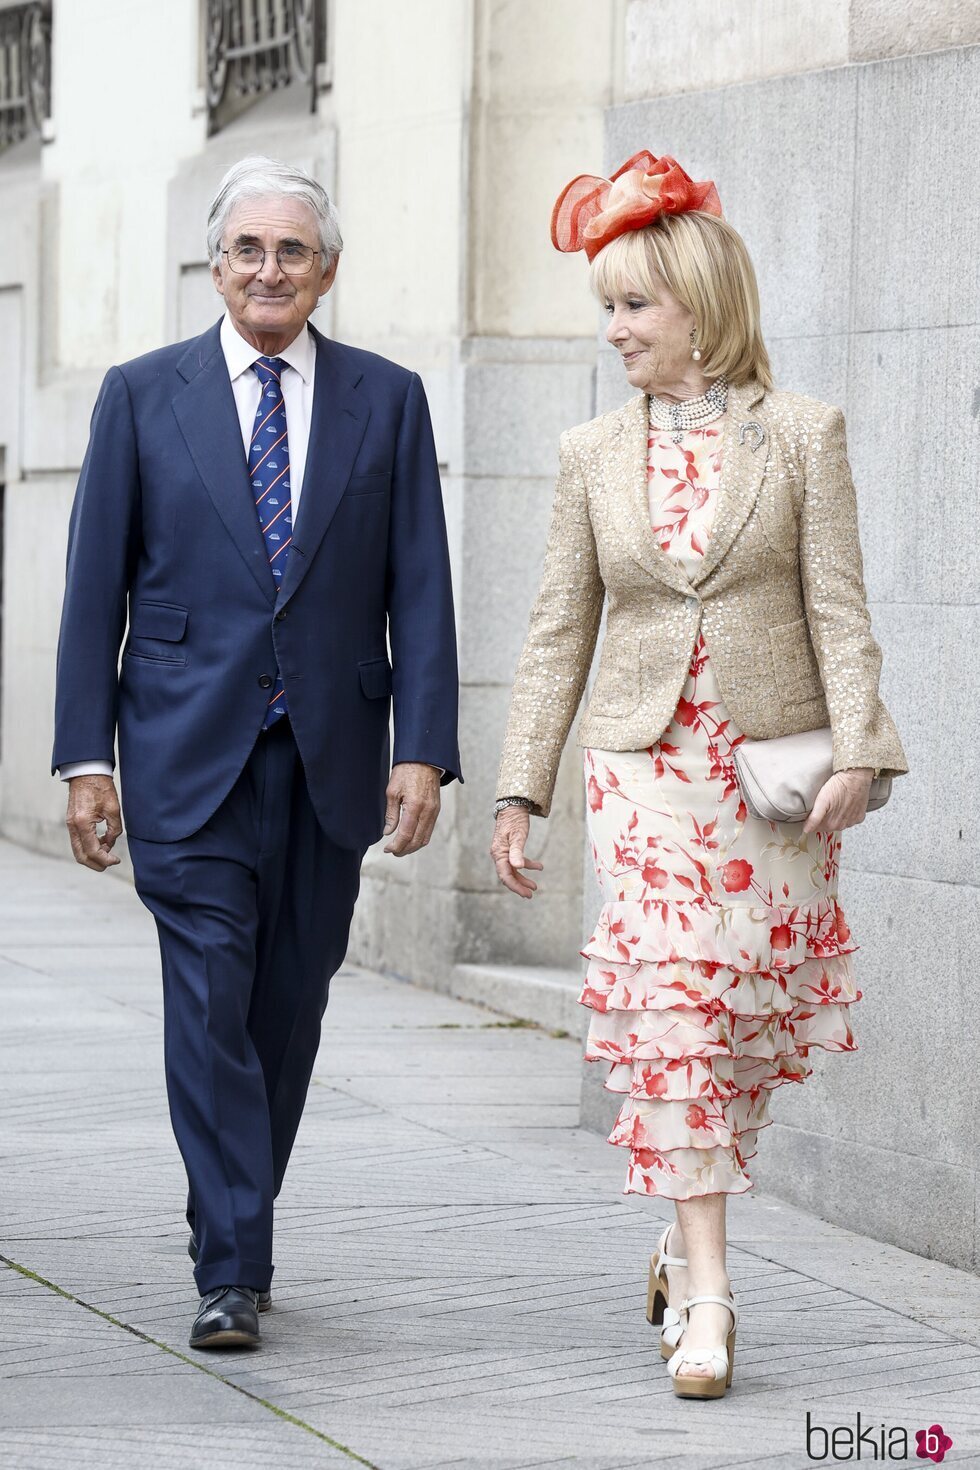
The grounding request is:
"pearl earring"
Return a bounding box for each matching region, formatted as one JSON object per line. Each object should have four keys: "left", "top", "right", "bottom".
{"left": 690, "top": 329, "right": 702, "bottom": 362}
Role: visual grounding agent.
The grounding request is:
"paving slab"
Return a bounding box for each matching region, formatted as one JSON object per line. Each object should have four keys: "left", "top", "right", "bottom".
{"left": 1, "top": 839, "right": 978, "bottom": 1469}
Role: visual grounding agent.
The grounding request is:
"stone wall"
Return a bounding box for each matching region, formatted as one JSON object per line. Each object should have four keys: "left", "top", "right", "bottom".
{"left": 622, "top": 0, "right": 980, "bottom": 97}
{"left": 349, "top": 0, "right": 617, "bottom": 993}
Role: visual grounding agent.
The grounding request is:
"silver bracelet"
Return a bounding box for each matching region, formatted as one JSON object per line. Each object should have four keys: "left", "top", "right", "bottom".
{"left": 493, "top": 796, "right": 534, "bottom": 820}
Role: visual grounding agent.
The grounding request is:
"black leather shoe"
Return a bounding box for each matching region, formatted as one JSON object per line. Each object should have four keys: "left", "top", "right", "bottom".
{"left": 189, "top": 1286, "right": 261, "bottom": 1350}
{"left": 188, "top": 1233, "right": 271, "bottom": 1312}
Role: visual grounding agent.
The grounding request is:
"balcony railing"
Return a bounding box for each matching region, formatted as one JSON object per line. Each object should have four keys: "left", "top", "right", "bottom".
{"left": 204, "top": 0, "right": 325, "bottom": 135}
{"left": 0, "top": 1, "right": 51, "bottom": 153}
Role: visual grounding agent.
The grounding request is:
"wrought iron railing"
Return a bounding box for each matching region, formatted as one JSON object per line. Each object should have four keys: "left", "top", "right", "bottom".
{"left": 0, "top": 1, "right": 51, "bottom": 153}
{"left": 204, "top": 0, "right": 326, "bottom": 135}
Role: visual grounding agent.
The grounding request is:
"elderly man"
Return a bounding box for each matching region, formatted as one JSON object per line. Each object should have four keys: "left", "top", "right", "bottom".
{"left": 52, "top": 156, "right": 461, "bottom": 1349}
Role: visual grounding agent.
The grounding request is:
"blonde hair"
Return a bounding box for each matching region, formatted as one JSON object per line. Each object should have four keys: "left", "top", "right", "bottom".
{"left": 590, "top": 212, "right": 773, "bottom": 390}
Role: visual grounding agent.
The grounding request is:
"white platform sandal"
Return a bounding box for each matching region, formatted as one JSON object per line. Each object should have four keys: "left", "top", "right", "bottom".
{"left": 666, "top": 1293, "right": 738, "bottom": 1399}
{"left": 645, "top": 1223, "right": 688, "bottom": 1360}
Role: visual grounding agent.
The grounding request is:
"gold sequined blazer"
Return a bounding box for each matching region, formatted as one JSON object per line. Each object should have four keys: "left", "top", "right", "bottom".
{"left": 496, "top": 378, "right": 908, "bottom": 817}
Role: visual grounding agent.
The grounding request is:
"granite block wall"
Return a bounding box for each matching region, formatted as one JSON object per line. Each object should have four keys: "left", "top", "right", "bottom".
{"left": 350, "top": 336, "right": 598, "bottom": 983}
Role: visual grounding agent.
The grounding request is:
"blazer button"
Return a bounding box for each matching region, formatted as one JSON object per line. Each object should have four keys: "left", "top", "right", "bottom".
{"left": 275, "top": 609, "right": 287, "bottom": 621}
{"left": 258, "top": 674, "right": 274, "bottom": 689}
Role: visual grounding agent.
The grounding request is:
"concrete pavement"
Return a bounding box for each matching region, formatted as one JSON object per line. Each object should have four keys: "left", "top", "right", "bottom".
{"left": 2, "top": 839, "right": 980, "bottom": 1469}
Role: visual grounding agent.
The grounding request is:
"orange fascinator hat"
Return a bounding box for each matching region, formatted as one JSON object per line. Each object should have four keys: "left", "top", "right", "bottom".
{"left": 551, "top": 150, "right": 722, "bottom": 261}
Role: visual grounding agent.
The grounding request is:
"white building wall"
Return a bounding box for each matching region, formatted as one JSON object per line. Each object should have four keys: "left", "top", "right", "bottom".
{"left": 46, "top": 0, "right": 203, "bottom": 367}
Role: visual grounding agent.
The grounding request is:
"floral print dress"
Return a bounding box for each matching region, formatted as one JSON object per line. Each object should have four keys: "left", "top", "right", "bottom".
{"left": 580, "top": 415, "right": 859, "bottom": 1200}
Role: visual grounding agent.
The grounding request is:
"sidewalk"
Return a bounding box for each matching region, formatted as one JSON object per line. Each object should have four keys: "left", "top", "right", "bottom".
{"left": 2, "top": 838, "right": 980, "bottom": 1470}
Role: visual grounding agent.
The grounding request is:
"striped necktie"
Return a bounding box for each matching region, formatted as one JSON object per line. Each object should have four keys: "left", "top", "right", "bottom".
{"left": 248, "top": 356, "right": 292, "bottom": 727}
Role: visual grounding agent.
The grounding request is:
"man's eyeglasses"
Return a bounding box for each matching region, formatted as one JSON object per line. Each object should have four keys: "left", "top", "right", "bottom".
{"left": 223, "top": 244, "right": 321, "bottom": 277}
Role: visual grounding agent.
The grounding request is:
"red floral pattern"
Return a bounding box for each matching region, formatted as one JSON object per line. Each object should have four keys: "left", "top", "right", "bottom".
{"left": 720, "top": 858, "right": 753, "bottom": 893}
{"left": 579, "top": 424, "right": 860, "bottom": 1200}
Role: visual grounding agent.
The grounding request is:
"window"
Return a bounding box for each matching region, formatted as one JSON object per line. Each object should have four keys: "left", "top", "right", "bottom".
{"left": 0, "top": 1, "right": 51, "bottom": 155}
{"left": 203, "top": 0, "right": 328, "bottom": 136}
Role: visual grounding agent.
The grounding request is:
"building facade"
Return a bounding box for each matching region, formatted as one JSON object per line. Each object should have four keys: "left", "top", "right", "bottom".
{"left": 0, "top": 0, "right": 976, "bottom": 1269}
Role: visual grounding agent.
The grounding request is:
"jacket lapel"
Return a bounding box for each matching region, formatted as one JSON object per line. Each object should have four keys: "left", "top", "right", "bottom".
{"left": 690, "top": 377, "right": 768, "bottom": 588}
{"left": 172, "top": 321, "right": 275, "bottom": 604}
{"left": 604, "top": 393, "right": 693, "bottom": 596}
{"left": 276, "top": 326, "right": 370, "bottom": 606}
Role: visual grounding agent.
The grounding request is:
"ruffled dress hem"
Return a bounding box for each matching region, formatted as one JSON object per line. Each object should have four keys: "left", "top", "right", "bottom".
{"left": 579, "top": 895, "right": 860, "bottom": 1199}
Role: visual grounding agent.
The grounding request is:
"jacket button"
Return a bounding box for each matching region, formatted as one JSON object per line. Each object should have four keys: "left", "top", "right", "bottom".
{"left": 258, "top": 674, "right": 273, "bottom": 689}
{"left": 275, "top": 609, "right": 287, "bottom": 622}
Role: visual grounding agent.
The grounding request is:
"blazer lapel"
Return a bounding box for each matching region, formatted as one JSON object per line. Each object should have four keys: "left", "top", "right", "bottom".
{"left": 172, "top": 321, "right": 275, "bottom": 604}
{"left": 604, "top": 394, "right": 693, "bottom": 596}
{"left": 690, "top": 378, "right": 768, "bottom": 588}
{"left": 276, "top": 327, "right": 370, "bottom": 606}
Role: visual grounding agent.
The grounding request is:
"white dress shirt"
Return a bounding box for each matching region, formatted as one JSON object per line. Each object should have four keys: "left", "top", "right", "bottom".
{"left": 59, "top": 314, "right": 316, "bottom": 781}
{"left": 220, "top": 310, "right": 316, "bottom": 519}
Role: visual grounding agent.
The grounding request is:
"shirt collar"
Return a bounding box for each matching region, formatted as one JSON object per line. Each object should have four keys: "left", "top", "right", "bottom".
{"left": 220, "top": 311, "right": 316, "bottom": 386}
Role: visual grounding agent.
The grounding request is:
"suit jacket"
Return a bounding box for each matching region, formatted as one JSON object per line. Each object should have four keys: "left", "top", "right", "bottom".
{"left": 496, "top": 378, "right": 908, "bottom": 817}
{"left": 52, "top": 319, "right": 462, "bottom": 847}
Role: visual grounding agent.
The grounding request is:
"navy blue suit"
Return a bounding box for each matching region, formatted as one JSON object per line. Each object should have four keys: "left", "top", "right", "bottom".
{"left": 54, "top": 318, "right": 461, "bottom": 846}
{"left": 53, "top": 319, "right": 461, "bottom": 1293}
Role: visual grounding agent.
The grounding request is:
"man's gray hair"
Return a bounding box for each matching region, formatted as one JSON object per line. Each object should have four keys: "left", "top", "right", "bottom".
{"left": 206, "top": 155, "right": 343, "bottom": 269}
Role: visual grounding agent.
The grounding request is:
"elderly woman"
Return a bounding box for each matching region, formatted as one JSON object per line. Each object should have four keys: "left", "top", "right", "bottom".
{"left": 490, "top": 152, "right": 907, "bottom": 1400}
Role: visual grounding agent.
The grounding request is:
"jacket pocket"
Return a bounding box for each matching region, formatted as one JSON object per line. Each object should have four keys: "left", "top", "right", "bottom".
{"left": 358, "top": 656, "right": 393, "bottom": 699}
{"left": 768, "top": 617, "right": 823, "bottom": 706}
{"left": 345, "top": 473, "right": 389, "bottom": 497}
{"left": 126, "top": 601, "right": 188, "bottom": 664}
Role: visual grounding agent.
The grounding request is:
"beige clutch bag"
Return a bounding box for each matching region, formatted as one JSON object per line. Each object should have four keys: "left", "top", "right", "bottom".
{"left": 733, "top": 726, "right": 893, "bottom": 823}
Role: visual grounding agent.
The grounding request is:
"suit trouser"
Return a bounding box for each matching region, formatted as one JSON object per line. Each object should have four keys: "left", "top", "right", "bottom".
{"left": 128, "top": 718, "right": 364, "bottom": 1295}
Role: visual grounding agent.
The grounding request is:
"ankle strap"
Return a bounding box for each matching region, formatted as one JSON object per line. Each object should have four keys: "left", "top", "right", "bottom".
{"left": 657, "top": 1223, "right": 687, "bottom": 1268}
{"left": 681, "top": 1293, "right": 738, "bottom": 1326}
{"left": 659, "top": 1247, "right": 688, "bottom": 1267}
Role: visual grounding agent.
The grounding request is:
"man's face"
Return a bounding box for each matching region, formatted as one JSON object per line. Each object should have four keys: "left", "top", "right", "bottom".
{"left": 211, "top": 194, "right": 337, "bottom": 346}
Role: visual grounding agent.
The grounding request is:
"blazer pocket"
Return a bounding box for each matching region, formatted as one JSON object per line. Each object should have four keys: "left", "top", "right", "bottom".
{"left": 126, "top": 601, "right": 188, "bottom": 664}
{"left": 344, "top": 473, "right": 389, "bottom": 497}
{"left": 358, "top": 656, "right": 393, "bottom": 699}
{"left": 768, "top": 618, "right": 823, "bottom": 706}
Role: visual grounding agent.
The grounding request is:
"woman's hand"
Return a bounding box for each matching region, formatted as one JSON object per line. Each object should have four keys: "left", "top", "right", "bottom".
{"left": 802, "top": 767, "right": 875, "bottom": 835}
{"left": 491, "top": 806, "right": 544, "bottom": 899}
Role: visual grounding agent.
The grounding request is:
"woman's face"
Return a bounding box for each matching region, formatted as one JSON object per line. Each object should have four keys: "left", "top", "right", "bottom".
{"left": 603, "top": 273, "right": 697, "bottom": 394}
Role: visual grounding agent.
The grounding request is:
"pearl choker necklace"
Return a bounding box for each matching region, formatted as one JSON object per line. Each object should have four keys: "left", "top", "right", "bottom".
{"left": 649, "top": 377, "right": 729, "bottom": 442}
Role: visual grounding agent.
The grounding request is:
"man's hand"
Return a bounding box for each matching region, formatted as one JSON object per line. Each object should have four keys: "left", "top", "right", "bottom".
{"left": 66, "top": 774, "right": 123, "bottom": 871}
{"left": 490, "top": 806, "right": 543, "bottom": 899}
{"left": 382, "top": 763, "right": 442, "bottom": 856}
{"left": 802, "top": 767, "right": 874, "bottom": 836}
